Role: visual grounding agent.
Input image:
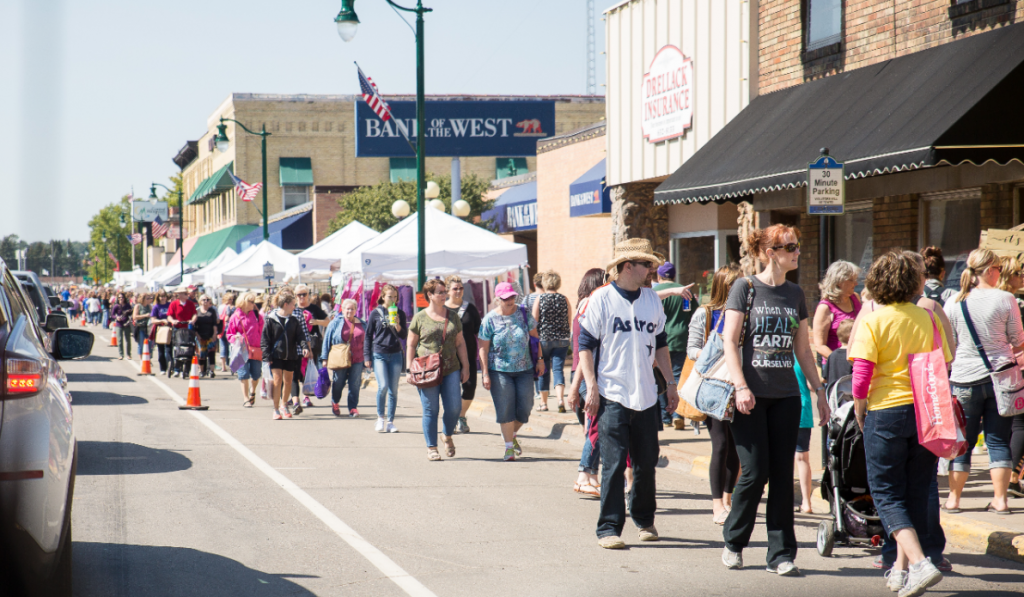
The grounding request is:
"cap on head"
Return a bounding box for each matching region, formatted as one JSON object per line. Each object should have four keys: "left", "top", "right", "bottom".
{"left": 495, "top": 282, "right": 518, "bottom": 300}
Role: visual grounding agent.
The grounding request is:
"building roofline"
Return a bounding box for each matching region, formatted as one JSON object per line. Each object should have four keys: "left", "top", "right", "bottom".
{"left": 537, "top": 121, "right": 606, "bottom": 154}
{"left": 227, "top": 93, "right": 605, "bottom": 103}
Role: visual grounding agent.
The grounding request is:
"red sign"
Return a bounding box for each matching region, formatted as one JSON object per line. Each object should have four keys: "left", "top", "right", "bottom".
{"left": 641, "top": 45, "right": 694, "bottom": 143}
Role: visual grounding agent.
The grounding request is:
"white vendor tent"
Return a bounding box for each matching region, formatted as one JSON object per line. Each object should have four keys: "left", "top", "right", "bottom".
{"left": 289, "top": 221, "right": 380, "bottom": 283}
{"left": 205, "top": 240, "right": 299, "bottom": 288}
{"left": 112, "top": 268, "right": 145, "bottom": 290}
{"left": 338, "top": 208, "right": 528, "bottom": 283}
{"left": 182, "top": 247, "right": 238, "bottom": 286}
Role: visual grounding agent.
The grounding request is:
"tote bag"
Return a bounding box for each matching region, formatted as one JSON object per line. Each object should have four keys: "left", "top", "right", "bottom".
{"left": 302, "top": 357, "right": 320, "bottom": 396}
{"left": 228, "top": 335, "right": 248, "bottom": 373}
{"left": 909, "top": 311, "right": 968, "bottom": 460}
{"left": 327, "top": 321, "right": 353, "bottom": 371}
{"left": 960, "top": 301, "right": 1024, "bottom": 417}
{"left": 676, "top": 306, "right": 714, "bottom": 422}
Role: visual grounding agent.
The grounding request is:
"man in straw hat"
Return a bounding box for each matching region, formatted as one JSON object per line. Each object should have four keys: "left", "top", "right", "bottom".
{"left": 575, "top": 238, "right": 679, "bottom": 549}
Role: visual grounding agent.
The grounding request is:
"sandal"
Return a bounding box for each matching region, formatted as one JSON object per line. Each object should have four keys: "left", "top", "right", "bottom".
{"left": 573, "top": 483, "right": 600, "bottom": 498}
{"left": 713, "top": 510, "right": 729, "bottom": 525}
{"left": 442, "top": 436, "right": 456, "bottom": 458}
{"left": 246, "top": 393, "right": 255, "bottom": 407}
{"left": 427, "top": 448, "right": 442, "bottom": 461}
{"left": 986, "top": 502, "right": 1012, "bottom": 514}
{"left": 535, "top": 403, "right": 549, "bottom": 412}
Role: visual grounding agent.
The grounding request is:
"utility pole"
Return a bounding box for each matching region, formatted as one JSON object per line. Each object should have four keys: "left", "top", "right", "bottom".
{"left": 586, "top": 0, "right": 596, "bottom": 95}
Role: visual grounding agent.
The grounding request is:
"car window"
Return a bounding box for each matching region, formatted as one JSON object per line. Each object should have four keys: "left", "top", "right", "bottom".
{"left": 2, "top": 271, "right": 46, "bottom": 346}
{"left": 22, "top": 282, "right": 47, "bottom": 321}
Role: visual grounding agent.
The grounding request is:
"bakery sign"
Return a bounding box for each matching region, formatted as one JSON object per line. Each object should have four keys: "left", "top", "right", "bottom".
{"left": 641, "top": 45, "right": 693, "bottom": 143}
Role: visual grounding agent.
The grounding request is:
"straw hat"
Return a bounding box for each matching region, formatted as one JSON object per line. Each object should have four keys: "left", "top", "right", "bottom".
{"left": 606, "top": 238, "right": 665, "bottom": 279}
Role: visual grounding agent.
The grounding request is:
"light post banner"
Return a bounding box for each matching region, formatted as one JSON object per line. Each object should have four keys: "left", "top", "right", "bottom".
{"left": 807, "top": 155, "right": 845, "bottom": 215}
{"left": 133, "top": 201, "right": 169, "bottom": 223}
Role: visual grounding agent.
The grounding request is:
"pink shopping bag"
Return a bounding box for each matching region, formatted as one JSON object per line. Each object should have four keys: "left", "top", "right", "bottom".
{"left": 908, "top": 312, "right": 968, "bottom": 460}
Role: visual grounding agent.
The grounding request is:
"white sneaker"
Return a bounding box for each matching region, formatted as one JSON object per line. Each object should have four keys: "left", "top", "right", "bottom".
{"left": 899, "top": 560, "right": 941, "bottom": 597}
{"left": 375, "top": 418, "right": 386, "bottom": 433}
{"left": 885, "top": 569, "right": 908, "bottom": 592}
{"left": 386, "top": 422, "right": 398, "bottom": 433}
{"left": 722, "top": 547, "right": 742, "bottom": 569}
{"left": 766, "top": 561, "right": 799, "bottom": 576}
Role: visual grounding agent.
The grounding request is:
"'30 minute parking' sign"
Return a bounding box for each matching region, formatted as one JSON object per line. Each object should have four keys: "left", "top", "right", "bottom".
{"left": 807, "top": 155, "right": 844, "bottom": 215}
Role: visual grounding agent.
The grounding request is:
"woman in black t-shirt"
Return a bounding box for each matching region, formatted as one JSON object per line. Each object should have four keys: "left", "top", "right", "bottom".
{"left": 192, "top": 295, "right": 221, "bottom": 378}
{"left": 719, "top": 224, "right": 829, "bottom": 576}
{"left": 532, "top": 271, "right": 571, "bottom": 413}
{"left": 446, "top": 276, "right": 481, "bottom": 434}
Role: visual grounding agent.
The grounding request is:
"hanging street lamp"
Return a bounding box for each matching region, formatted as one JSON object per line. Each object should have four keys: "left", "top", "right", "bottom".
{"left": 215, "top": 119, "right": 271, "bottom": 242}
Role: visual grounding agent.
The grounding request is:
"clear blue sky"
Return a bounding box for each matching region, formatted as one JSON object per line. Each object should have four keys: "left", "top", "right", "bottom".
{"left": 0, "top": 0, "right": 608, "bottom": 243}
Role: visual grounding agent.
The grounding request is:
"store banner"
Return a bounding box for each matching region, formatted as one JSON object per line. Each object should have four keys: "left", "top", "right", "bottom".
{"left": 641, "top": 45, "right": 694, "bottom": 143}
{"left": 355, "top": 100, "right": 556, "bottom": 157}
{"left": 569, "top": 159, "right": 611, "bottom": 217}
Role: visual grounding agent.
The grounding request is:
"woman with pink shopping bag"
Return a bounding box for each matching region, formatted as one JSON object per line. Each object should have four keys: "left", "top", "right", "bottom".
{"left": 850, "top": 252, "right": 954, "bottom": 596}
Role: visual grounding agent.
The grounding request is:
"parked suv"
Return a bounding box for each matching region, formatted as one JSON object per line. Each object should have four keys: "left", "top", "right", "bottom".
{"left": 0, "top": 259, "right": 93, "bottom": 596}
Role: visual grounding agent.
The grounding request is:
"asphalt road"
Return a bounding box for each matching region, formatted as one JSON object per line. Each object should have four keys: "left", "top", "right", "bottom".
{"left": 66, "top": 346, "right": 1024, "bottom": 597}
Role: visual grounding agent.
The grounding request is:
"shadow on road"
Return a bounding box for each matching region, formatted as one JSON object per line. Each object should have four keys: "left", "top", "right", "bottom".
{"left": 77, "top": 441, "right": 192, "bottom": 476}
{"left": 72, "top": 542, "right": 319, "bottom": 597}
{"left": 71, "top": 391, "right": 148, "bottom": 406}
{"left": 67, "top": 373, "right": 135, "bottom": 384}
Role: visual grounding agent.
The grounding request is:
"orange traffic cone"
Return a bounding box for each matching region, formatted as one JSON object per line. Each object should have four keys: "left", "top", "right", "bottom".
{"left": 80, "top": 314, "right": 86, "bottom": 327}
{"left": 138, "top": 340, "right": 154, "bottom": 376}
{"left": 109, "top": 333, "right": 117, "bottom": 347}
{"left": 179, "top": 356, "right": 208, "bottom": 411}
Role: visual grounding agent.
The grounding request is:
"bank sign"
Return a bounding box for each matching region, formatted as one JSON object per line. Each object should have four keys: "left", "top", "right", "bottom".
{"left": 641, "top": 45, "right": 693, "bottom": 144}
{"left": 355, "top": 101, "right": 556, "bottom": 157}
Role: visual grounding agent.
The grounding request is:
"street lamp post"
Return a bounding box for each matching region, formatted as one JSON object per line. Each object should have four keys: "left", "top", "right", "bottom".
{"left": 149, "top": 183, "right": 184, "bottom": 284}
{"left": 336, "top": 0, "right": 433, "bottom": 291}
{"left": 101, "top": 234, "right": 107, "bottom": 283}
{"left": 214, "top": 119, "right": 270, "bottom": 241}
{"left": 118, "top": 213, "right": 126, "bottom": 280}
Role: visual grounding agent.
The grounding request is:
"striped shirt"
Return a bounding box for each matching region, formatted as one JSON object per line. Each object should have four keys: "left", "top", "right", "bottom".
{"left": 944, "top": 288, "right": 1024, "bottom": 384}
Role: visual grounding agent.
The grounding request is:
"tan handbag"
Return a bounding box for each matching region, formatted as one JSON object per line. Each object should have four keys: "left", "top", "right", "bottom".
{"left": 155, "top": 326, "right": 172, "bottom": 345}
{"left": 409, "top": 313, "right": 450, "bottom": 389}
{"left": 675, "top": 307, "right": 713, "bottom": 422}
{"left": 327, "top": 320, "right": 353, "bottom": 370}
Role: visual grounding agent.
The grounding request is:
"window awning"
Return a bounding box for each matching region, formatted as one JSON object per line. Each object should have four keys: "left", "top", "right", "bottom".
{"left": 183, "top": 225, "right": 258, "bottom": 269}
{"left": 279, "top": 158, "right": 313, "bottom": 186}
{"left": 482, "top": 181, "right": 537, "bottom": 233}
{"left": 569, "top": 158, "right": 611, "bottom": 217}
{"left": 235, "top": 210, "right": 313, "bottom": 253}
{"left": 187, "top": 162, "right": 234, "bottom": 205}
{"left": 654, "top": 23, "right": 1024, "bottom": 205}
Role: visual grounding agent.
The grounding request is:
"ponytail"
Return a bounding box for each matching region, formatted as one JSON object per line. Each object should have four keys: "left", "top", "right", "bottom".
{"left": 955, "top": 248, "right": 999, "bottom": 303}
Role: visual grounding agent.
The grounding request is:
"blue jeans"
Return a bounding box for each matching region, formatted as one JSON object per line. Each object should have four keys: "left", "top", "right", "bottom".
{"left": 236, "top": 359, "right": 262, "bottom": 381}
{"left": 577, "top": 378, "right": 600, "bottom": 474}
{"left": 881, "top": 464, "right": 946, "bottom": 567}
{"left": 488, "top": 369, "right": 535, "bottom": 424}
{"left": 373, "top": 352, "right": 403, "bottom": 421}
{"left": 658, "top": 351, "right": 688, "bottom": 422}
{"left": 219, "top": 337, "right": 230, "bottom": 359}
{"left": 864, "top": 404, "right": 937, "bottom": 539}
{"left": 418, "top": 370, "right": 462, "bottom": 447}
{"left": 101, "top": 308, "right": 109, "bottom": 329}
{"left": 332, "top": 363, "right": 365, "bottom": 411}
{"left": 596, "top": 397, "right": 661, "bottom": 538}
{"left": 951, "top": 380, "right": 1014, "bottom": 471}
{"left": 538, "top": 340, "right": 568, "bottom": 392}
{"left": 134, "top": 326, "right": 149, "bottom": 356}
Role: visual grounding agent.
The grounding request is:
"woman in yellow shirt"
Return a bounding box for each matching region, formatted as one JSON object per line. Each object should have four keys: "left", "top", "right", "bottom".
{"left": 850, "top": 251, "right": 952, "bottom": 596}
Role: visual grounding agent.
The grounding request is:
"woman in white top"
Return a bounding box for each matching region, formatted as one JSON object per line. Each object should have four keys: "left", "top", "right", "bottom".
{"left": 942, "top": 248, "right": 1024, "bottom": 514}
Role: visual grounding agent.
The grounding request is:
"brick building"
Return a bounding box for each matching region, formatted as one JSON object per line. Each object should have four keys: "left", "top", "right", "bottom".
{"left": 654, "top": 1, "right": 1024, "bottom": 306}
{"left": 167, "top": 94, "right": 605, "bottom": 269}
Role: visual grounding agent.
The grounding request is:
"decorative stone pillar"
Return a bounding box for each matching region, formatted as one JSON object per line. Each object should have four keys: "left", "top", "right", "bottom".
{"left": 737, "top": 201, "right": 756, "bottom": 275}
{"left": 610, "top": 182, "right": 668, "bottom": 256}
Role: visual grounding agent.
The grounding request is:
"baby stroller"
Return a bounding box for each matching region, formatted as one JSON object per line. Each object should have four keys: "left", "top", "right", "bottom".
{"left": 169, "top": 326, "right": 198, "bottom": 379}
{"left": 816, "top": 374, "right": 885, "bottom": 557}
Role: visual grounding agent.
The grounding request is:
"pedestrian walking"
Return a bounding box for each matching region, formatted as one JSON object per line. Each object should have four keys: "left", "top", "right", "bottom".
{"left": 150, "top": 290, "right": 172, "bottom": 374}
{"left": 364, "top": 284, "right": 407, "bottom": 432}
{"left": 132, "top": 293, "right": 152, "bottom": 358}
{"left": 445, "top": 276, "right": 481, "bottom": 434}
{"left": 407, "top": 279, "right": 471, "bottom": 461}
{"left": 192, "top": 295, "right": 220, "bottom": 377}
{"left": 261, "top": 290, "right": 310, "bottom": 420}
{"left": 225, "top": 292, "right": 264, "bottom": 407}
{"left": 720, "top": 224, "right": 827, "bottom": 575}
{"left": 793, "top": 359, "right": 815, "bottom": 515}
{"left": 217, "top": 293, "right": 237, "bottom": 373}
{"left": 86, "top": 292, "right": 101, "bottom": 325}
{"left": 293, "top": 284, "right": 330, "bottom": 409}
{"left": 531, "top": 270, "right": 571, "bottom": 413}
{"left": 812, "top": 260, "right": 861, "bottom": 368}
{"left": 942, "top": 248, "right": 1024, "bottom": 515}
{"left": 322, "top": 299, "right": 365, "bottom": 418}
{"left": 478, "top": 282, "right": 545, "bottom": 461}
{"left": 101, "top": 290, "right": 111, "bottom": 329}
{"left": 568, "top": 268, "right": 608, "bottom": 497}
{"left": 686, "top": 264, "right": 742, "bottom": 525}
{"left": 920, "top": 246, "right": 957, "bottom": 305}
{"left": 578, "top": 238, "right": 677, "bottom": 549}
{"left": 653, "top": 261, "right": 696, "bottom": 430}
{"left": 850, "top": 251, "right": 952, "bottom": 595}
{"left": 167, "top": 287, "right": 197, "bottom": 378}
{"left": 996, "top": 257, "right": 1024, "bottom": 497}
{"left": 110, "top": 292, "right": 133, "bottom": 360}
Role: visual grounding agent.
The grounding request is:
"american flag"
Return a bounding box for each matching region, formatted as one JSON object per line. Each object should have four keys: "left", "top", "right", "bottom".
{"left": 127, "top": 233, "right": 143, "bottom": 245}
{"left": 228, "top": 171, "right": 263, "bottom": 202}
{"left": 107, "top": 252, "right": 120, "bottom": 272}
{"left": 152, "top": 215, "right": 169, "bottom": 239}
{"left": 357, "top": 63, "right": 410, "bottom": 141}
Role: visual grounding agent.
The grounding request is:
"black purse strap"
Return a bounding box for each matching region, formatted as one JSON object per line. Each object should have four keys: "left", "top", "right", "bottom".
{"left": 739, "top": 277, "right": 756, "bottom": 345}
{"left": 960, "top": 300, "right": 995, "bottom": 373}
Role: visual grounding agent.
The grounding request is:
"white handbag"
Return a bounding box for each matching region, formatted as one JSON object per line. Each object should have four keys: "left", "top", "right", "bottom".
{"left": 961, "top": 301, "right": 1024, "bottom": 416}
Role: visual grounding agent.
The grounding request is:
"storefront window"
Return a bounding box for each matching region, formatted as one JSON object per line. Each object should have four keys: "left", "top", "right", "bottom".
{"left": 389, "top": 158, "right": 416, "bottom": 183}
{"left": 834, "top": 205, "right": 873, "bottom": 289}
{"left": 674, "top": 237, "right": 716, "bottom": 304}
{"left": 924, "top": 192, "right": 982, "bottom": 292}
{"left": 283, "top": 186, "right": 309, "bottom": 209}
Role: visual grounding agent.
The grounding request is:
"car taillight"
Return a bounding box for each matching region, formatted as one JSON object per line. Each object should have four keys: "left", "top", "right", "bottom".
{"left": 5, "top": 358, "right": 48, "bottom": 398}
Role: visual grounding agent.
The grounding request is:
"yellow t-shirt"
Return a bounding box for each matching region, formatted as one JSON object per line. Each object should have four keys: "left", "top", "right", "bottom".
{"left": 849, "top": 303, "right": 953, "bottom": 411}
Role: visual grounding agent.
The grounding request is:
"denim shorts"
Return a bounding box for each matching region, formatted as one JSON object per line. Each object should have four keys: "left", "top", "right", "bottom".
{"left": 236, "top": 358, "right": 262, "bottom": 381}
{"left": 795, "top": 427, "right": 812, "bottom": 453}
{"left": 951, "top": 380, "right": 1014, "bottom": 471}
{"left": 489, "top": 369, "right": 535, "bottom": 424}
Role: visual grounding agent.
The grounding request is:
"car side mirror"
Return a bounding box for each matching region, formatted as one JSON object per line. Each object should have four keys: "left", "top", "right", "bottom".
{"left": 49, "top": 296, "right": 61, "bottom": 307}
{"left": 52, "top": 329, "right": 94, "bottom": 360}
{"left": 45, "top": 313, "right": 69, "bottom": 332}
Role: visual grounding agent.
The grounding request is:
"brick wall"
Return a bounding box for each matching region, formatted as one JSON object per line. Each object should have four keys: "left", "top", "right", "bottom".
{"left": 980, "top": 183, "right": 1015, "bottom": 230}
{"left": 312, "top": 186, "right": 356, "bottom": 244}
{"left": 759, "top": 0, "right": 1024, "bottom": 94}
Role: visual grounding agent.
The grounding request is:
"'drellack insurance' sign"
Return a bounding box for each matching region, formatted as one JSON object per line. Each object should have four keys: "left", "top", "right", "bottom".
{"left": 355, "top": 100, "right": 556, "bottom": 157}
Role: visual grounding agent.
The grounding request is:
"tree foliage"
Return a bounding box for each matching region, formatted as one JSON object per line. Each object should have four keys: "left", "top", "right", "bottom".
{"left": 0, "top": 235, "right": 89, "bottom": 278}
{"left": 155, "top": 172, "right": 184, "bottom": 208}
{"left": 327, "top": 173, "right": 494, "bottom": 234}
{"left": 85, "top": 194, "right": 145, "bottom": 283}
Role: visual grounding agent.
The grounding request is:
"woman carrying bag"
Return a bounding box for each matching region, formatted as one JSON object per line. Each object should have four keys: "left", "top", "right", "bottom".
{"left": 226, "top": 292, "right": 264, "bottom": 407}
{"left": 407, "top": 279, "right": 471, "bottom": 461}
{"left": 364, "top": 284, "right": 408, "bottom": 433}
{"left": 322, "top": 298, "right": 366, "bottom": 419}
{"left": 150, "top": 290, "right": 173, "bottom": 374}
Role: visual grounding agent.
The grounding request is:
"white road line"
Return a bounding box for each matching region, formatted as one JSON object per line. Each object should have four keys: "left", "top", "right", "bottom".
{"left": 123, "top": 359, "right": 437, "bottom": 597}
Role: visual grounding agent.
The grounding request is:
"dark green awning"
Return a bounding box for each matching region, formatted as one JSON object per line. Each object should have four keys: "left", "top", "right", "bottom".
{"left": 183, "top": 224, "right": 258, "bottom": 268}
{"left": 279, "top": 158, "right": 313, "bottom": 186}
{"left": 187, "top": 162, "right": 234, "bottom": 205}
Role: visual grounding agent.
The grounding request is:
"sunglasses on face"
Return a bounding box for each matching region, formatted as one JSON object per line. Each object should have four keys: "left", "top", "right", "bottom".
{"left": 296, "top": 293, "right": 308, "bottom": 298}
{"left": 629, "top": 261, "right": 653, "bottom": 269}
{"left": 771, "top": 242, "right": 801, "bottom": 253}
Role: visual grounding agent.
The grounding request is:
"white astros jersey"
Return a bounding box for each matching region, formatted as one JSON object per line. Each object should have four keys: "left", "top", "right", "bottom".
{"left": 580, "top": 284, "right": 666, "bottom": 411}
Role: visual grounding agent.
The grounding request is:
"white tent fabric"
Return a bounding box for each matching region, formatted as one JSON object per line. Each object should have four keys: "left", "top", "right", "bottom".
{"left": 182, "top": 247, "right": 238, "bottom": 286}
{"left": 338, "top": 208, "right": 528, "bottom": 283}
{"left": 112, "top": 268, "right": 145, "bottom": 289}
{"left": 288, "top": 221, "right": 380, "bottom": 283}
{"left": 205, "top": 241, "right": 300, "bottom": 288}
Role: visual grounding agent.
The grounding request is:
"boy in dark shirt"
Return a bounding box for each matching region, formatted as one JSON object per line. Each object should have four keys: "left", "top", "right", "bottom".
{"left": 824, "top": 319, "right": 854, "bottom": 395}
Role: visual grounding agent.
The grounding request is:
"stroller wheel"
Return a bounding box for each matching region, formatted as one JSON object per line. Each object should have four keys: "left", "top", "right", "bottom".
{"left": 817, "top": 520, "right": 836, "bottom": 557}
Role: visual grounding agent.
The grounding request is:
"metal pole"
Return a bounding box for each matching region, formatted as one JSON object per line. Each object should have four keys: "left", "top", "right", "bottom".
{"left": 416, "top": 1, "right": 426, "bottom": 292}
{"left": 178, "top": 189, "right": 184, "bottom": 284}
{"left": 451, "top": 157, "right": 461, "bottom": 206}
{"left": 819, "top": 215, "right": 828, "bottom": 281}
{"left": 262, "top": 128, "right": 269, "bottom": 241}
